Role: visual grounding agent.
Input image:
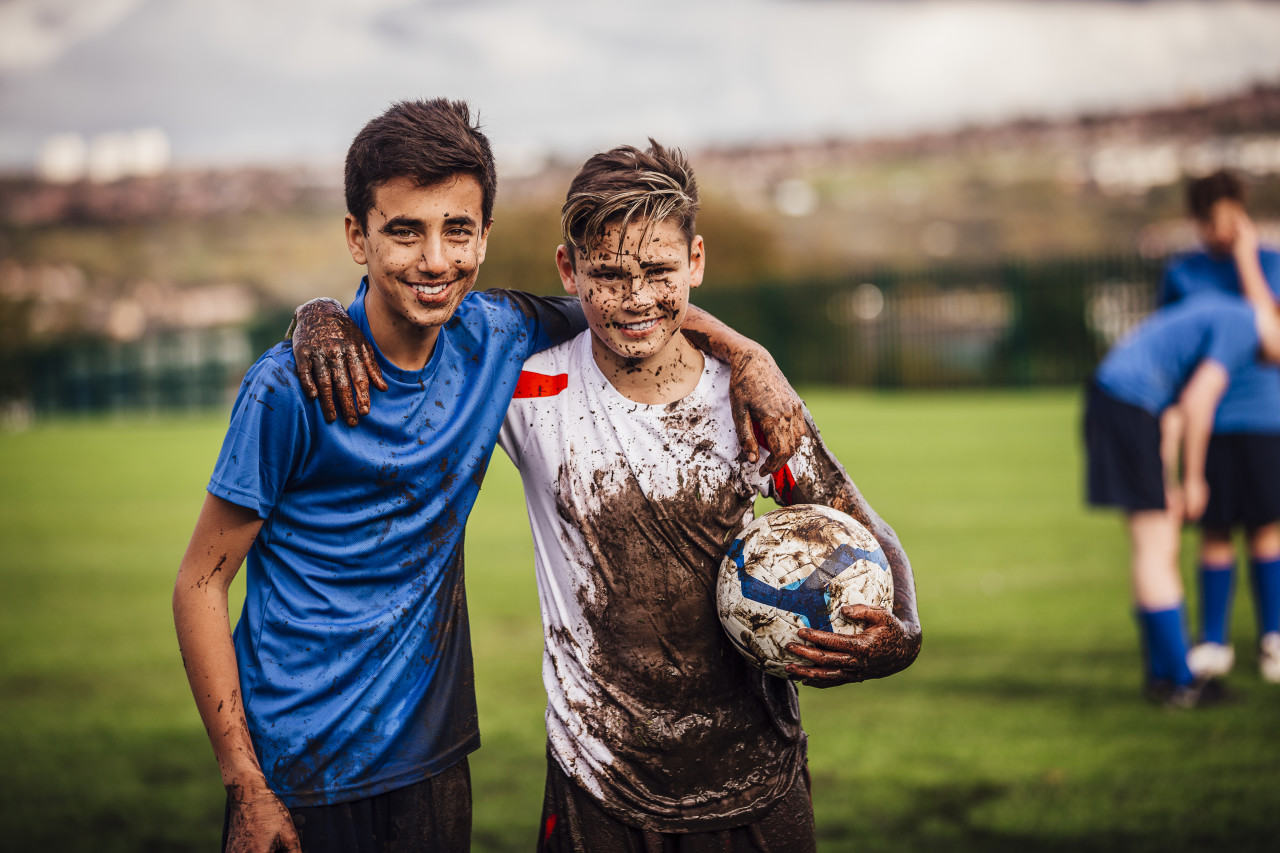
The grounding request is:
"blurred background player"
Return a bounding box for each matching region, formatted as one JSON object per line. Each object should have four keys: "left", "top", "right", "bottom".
{"left": 1157, "top": 170, "right": 1280, "bottom": 683}
{"left": 498, "top": 141, "right": 921, "bottom": 851}
{"left": 1086, "top": 278, "right": 1280, "bottom": 707}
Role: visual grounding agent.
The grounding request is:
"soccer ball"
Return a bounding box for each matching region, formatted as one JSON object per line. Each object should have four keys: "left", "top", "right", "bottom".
{"left": 717, "top": 504, "right": 893, "bottom": 678}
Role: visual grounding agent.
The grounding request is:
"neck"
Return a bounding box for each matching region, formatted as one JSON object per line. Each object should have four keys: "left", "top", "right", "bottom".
{"left": 591, "top": 332, "right": 704, "bottom": 404}
{"left": 364, "top": 294, "right": 441, "bottom": 371}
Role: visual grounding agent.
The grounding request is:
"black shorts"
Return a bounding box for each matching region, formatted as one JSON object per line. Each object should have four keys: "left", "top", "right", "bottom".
{"left": 1200, "top": 432, "right": 1280, "bottom": 529}
{"left": 1084, "top": 381, "right": 1166, "bottom": 512}
{"left": 536, "top": 752, "right": 816, "bottom": 853}
{"left": 222, "top": 758, "right": 471, "bottom": 853}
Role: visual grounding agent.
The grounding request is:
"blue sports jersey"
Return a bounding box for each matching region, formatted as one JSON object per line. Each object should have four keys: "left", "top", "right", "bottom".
{"left": 208, "top": 279, "right": 583, "bottom": 807}
{"left": 1158, "top": 247, "right": 1280, "bottom": 432}
{"left": 1094, "top": 294, "right": 1260, "bottom": 416}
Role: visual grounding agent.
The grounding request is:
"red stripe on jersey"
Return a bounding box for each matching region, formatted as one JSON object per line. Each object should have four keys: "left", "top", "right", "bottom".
{"left": 544, "top": 813, "right": 557, "bottom": 841}
{"left": 513, "top": 370, "right": 569, "bottom": 398}
{"left": 750, "top": 419, "right": 797, "bottom": 505}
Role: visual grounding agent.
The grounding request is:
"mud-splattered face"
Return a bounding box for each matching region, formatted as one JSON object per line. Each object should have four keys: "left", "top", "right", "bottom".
{"left": 346, "top": 175, "right": 490, "bottom": 361}
{"left": 556, "top": 218, "right": 704, "bottom": 364}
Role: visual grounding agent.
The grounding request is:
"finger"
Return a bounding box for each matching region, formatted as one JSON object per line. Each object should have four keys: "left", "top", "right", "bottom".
{"left": 282, "top": 825, "right": 304, "bottom": 853}
{"left": 840, "top": 604, "right": 892, "bottom": 627}
{"left": 348, "top": 348, "right": 371, "bottom": 415}
{"left": 733, "top": 399, "right": 759, "bottom": 464}
{"left": 785, "top": 663, "right": 850, "bottom": 686}
{"left": 361, "top": 343, "right": 388, "bottom": 392}
{"left": 786, "top": 641, "right": 861, "bottom": 668}
{"left": 794, "top": 626, "right": 862, "bottom": 652}
{"left": 312, "top": 353, "right": 337, "bottom": 423}
{"left": 295, "top": 348, "right": 319, "bottom": 399}
{"left": 329, "top": 352, "right": 358, "bottom": 427}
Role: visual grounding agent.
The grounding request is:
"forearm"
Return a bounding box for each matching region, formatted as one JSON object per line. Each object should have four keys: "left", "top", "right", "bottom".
{"left": 174, "top": 494, "right": 270, "bottom": 792}
{"left": 1177, "top": 363, "right": 1228, "bottom": 489}
{"left": 174, "top": 583, "right": 268, "bottom": 790}
{"left": 682, "top": 305, "right": 767, "bottom": 366}
{"left": 1236, "top": 250, "right": 1274, "bottom": 310}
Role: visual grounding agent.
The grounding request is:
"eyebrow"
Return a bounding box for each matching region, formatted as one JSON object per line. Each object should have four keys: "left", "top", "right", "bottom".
{"left": 379, "top": 216, "right": 424, "bottom": 234}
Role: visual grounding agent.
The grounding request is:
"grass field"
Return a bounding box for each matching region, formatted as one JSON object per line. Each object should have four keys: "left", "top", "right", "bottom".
{"left": 3, "top": 390, "right": 1279, "bottom": 852}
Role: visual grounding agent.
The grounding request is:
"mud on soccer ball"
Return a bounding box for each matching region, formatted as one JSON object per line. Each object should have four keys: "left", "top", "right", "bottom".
{"left": 717, "top": 503, "right": 893, "bottom": 679}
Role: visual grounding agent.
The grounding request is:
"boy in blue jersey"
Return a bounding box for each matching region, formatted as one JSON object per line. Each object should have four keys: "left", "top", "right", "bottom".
{"left": 1086, "top": 285, "right": 1280, "bottom": 707}
{"left": 1157, "top": 170, "right": 1280, "bottom": 683}
{"left": 173, "top": 101, "right": 805, "bottom": 853}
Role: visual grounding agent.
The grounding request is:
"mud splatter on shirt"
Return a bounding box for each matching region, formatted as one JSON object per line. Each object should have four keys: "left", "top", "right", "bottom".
{"left": 499, "top": 332, "right": 852, "bottom": 832}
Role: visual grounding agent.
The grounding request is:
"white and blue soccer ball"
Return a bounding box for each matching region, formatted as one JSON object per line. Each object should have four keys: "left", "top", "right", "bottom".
{"left": 717, "top": 503, "right": 894, "bottom": 679}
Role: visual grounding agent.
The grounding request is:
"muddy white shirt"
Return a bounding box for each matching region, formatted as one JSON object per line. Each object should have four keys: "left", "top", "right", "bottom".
{"left": 499, "top": 331, "right": 848, "bottom": 832}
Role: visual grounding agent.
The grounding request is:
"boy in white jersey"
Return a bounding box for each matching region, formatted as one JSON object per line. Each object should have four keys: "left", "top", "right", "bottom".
{"left": 497, "top": 141, "right": 922, "bottom": 852}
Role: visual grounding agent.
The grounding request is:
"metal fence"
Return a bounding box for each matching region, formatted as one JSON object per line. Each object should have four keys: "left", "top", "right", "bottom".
{"left": 692, "top": 253, "right": 1164, "bottom": 389}
{"left": 3, "top": 254, "right": 1168, "bottom": 417}
{"left": 6, "top": 311, "right": 292, "bottom": 418}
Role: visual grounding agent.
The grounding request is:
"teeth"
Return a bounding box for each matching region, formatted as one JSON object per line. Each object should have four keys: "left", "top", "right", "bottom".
{"left": 620, "top": 319, "right": 659, "bottom": 331}
{"left": 412, "top": 283, "right": 447, "bottom": 296}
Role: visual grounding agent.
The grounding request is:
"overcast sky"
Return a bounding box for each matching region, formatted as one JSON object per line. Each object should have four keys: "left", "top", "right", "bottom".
{"left": 3, "top": 0, "right": 1280, "bottom": 172}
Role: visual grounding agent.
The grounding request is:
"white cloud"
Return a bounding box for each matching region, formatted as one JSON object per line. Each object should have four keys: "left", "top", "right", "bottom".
{"left": 0, "top": 0, "right": 144, "bottom": 73}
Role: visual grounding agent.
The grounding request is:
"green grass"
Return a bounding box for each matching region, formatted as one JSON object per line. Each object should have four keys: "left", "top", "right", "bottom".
{"left": 2, "top": 391, "right": 1279, "bottom": 852}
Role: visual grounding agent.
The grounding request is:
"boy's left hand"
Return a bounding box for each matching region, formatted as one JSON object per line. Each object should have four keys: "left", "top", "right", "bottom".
{"left": 784, "top": 604, "right": 918, "bottom": 687}
{"left": 727, "top": 346, "right": 808, "bottom": 476}
{"left": 291, "top": 298, "right": 386, "bottom": 425}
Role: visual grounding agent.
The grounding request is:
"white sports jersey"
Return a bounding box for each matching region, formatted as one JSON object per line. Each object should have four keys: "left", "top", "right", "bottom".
{"left": 499, "top": 331, "right": 851, "bottom": 832}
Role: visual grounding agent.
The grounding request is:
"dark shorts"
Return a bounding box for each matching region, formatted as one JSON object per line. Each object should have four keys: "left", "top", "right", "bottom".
{"left": 222, "top": 758, "right": 471, "bottom": 853}
{"left": 535, "top": 752, "right": 816, "bottom": 853}
{"left": 1084, "top": 381, "right": 1166, "bottom": 512}
{"left": 1200, "top": 432, "right": 1280, "bottom": 529}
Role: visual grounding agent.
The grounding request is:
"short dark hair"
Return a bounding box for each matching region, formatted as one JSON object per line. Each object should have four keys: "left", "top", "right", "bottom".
{"left": 1187, "top": 169, "right": 1246, "bottom": 221}
{"left": 560, "top": 139, "right": 700, "bottom": 264}
{"left": 345, "top": 98, "right": 497, "bottom": 230}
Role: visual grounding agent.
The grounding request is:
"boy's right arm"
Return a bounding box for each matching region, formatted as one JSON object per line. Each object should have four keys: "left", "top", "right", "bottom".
{"left": 1176, "top": 361, "right": 1229, "bottom": 521}
{"left": 173, "top": 494, "right": 302, "bottom": 853}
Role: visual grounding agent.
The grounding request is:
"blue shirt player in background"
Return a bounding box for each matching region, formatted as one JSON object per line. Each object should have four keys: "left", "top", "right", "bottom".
{"left": 1157, "top": 169, "right": 1280, "bottom": 684}
{"left": 1086, "top": 285, "right": 1280, "bottom": 708}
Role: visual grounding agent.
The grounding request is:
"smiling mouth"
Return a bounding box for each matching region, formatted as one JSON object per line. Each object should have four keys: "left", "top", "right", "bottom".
{"left": 618, "top": 318, "right": 660, "bottom": 333}
{"left": 409, "top": 281, "right": 450, "bottom": 298}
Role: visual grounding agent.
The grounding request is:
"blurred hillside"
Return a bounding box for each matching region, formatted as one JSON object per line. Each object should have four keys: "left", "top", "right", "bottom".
{"left": 5, "top": 81, "right": 1280, "bottom": 411}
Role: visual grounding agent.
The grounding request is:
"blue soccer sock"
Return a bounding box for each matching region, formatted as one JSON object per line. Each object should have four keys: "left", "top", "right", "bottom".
{"left": 1137, "top": 605, "right": 1194, "bottom": 686}
{"left": 1198, "top": 561, "right": 1236, "bottom": 645}
{"left": 1251, "top": 556, "right": 1280, "bottom": 637}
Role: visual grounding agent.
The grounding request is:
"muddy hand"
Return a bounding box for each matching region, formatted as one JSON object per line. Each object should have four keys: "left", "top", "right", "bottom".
{"left": 728, "top": 346, "right": 808, "bottom": 476}
{"left": 225, "top": 784, "right": 302, "bottom": 853}
{"left": 291, "top": 297, "right": 386, "bottom": 425}
{"left": 785, "top": 604, "right": 916, "bottom": 687}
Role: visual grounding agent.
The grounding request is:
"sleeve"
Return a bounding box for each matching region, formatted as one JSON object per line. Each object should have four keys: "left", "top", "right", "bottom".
{"left": 754, "top": 409, "right": 857, "bottom": 510}
{"left": 1157, "top": 262, "right": 1183, "bottom": 307}
{"left": 497, "top": 399, "right": 524, "bottom": 468}
{"left": 482, "top": 289, "right": 587, "bottom": 359}
{"left": 1261, "top": 250, "right": 1280, "bottom": 298}
{"left": 1204, "top": 307, "right": 1262, "bottom": 376}
{"left": 207, "top": 351, "right": 309, "bottom": 519}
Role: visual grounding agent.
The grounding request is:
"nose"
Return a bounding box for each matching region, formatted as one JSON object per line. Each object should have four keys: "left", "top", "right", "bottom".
{"left": 623, "top": 275, "right": 658, "bottom": 310}
{"left": 418, "top": 235, "right": 450, "bottom": 277}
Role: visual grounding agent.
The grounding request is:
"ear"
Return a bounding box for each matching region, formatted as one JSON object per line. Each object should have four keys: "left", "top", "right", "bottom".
{"left": 476, "top": 219, "right": 493, "bottom": 265}
{"left": 687, "top": 235, "right": 706, "bottom": 290}
{"left": 345, "top": 214, "right": 369, "bottom": 266}
{"left": 556, "top": 245, "right": 579, "bottom": 295}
